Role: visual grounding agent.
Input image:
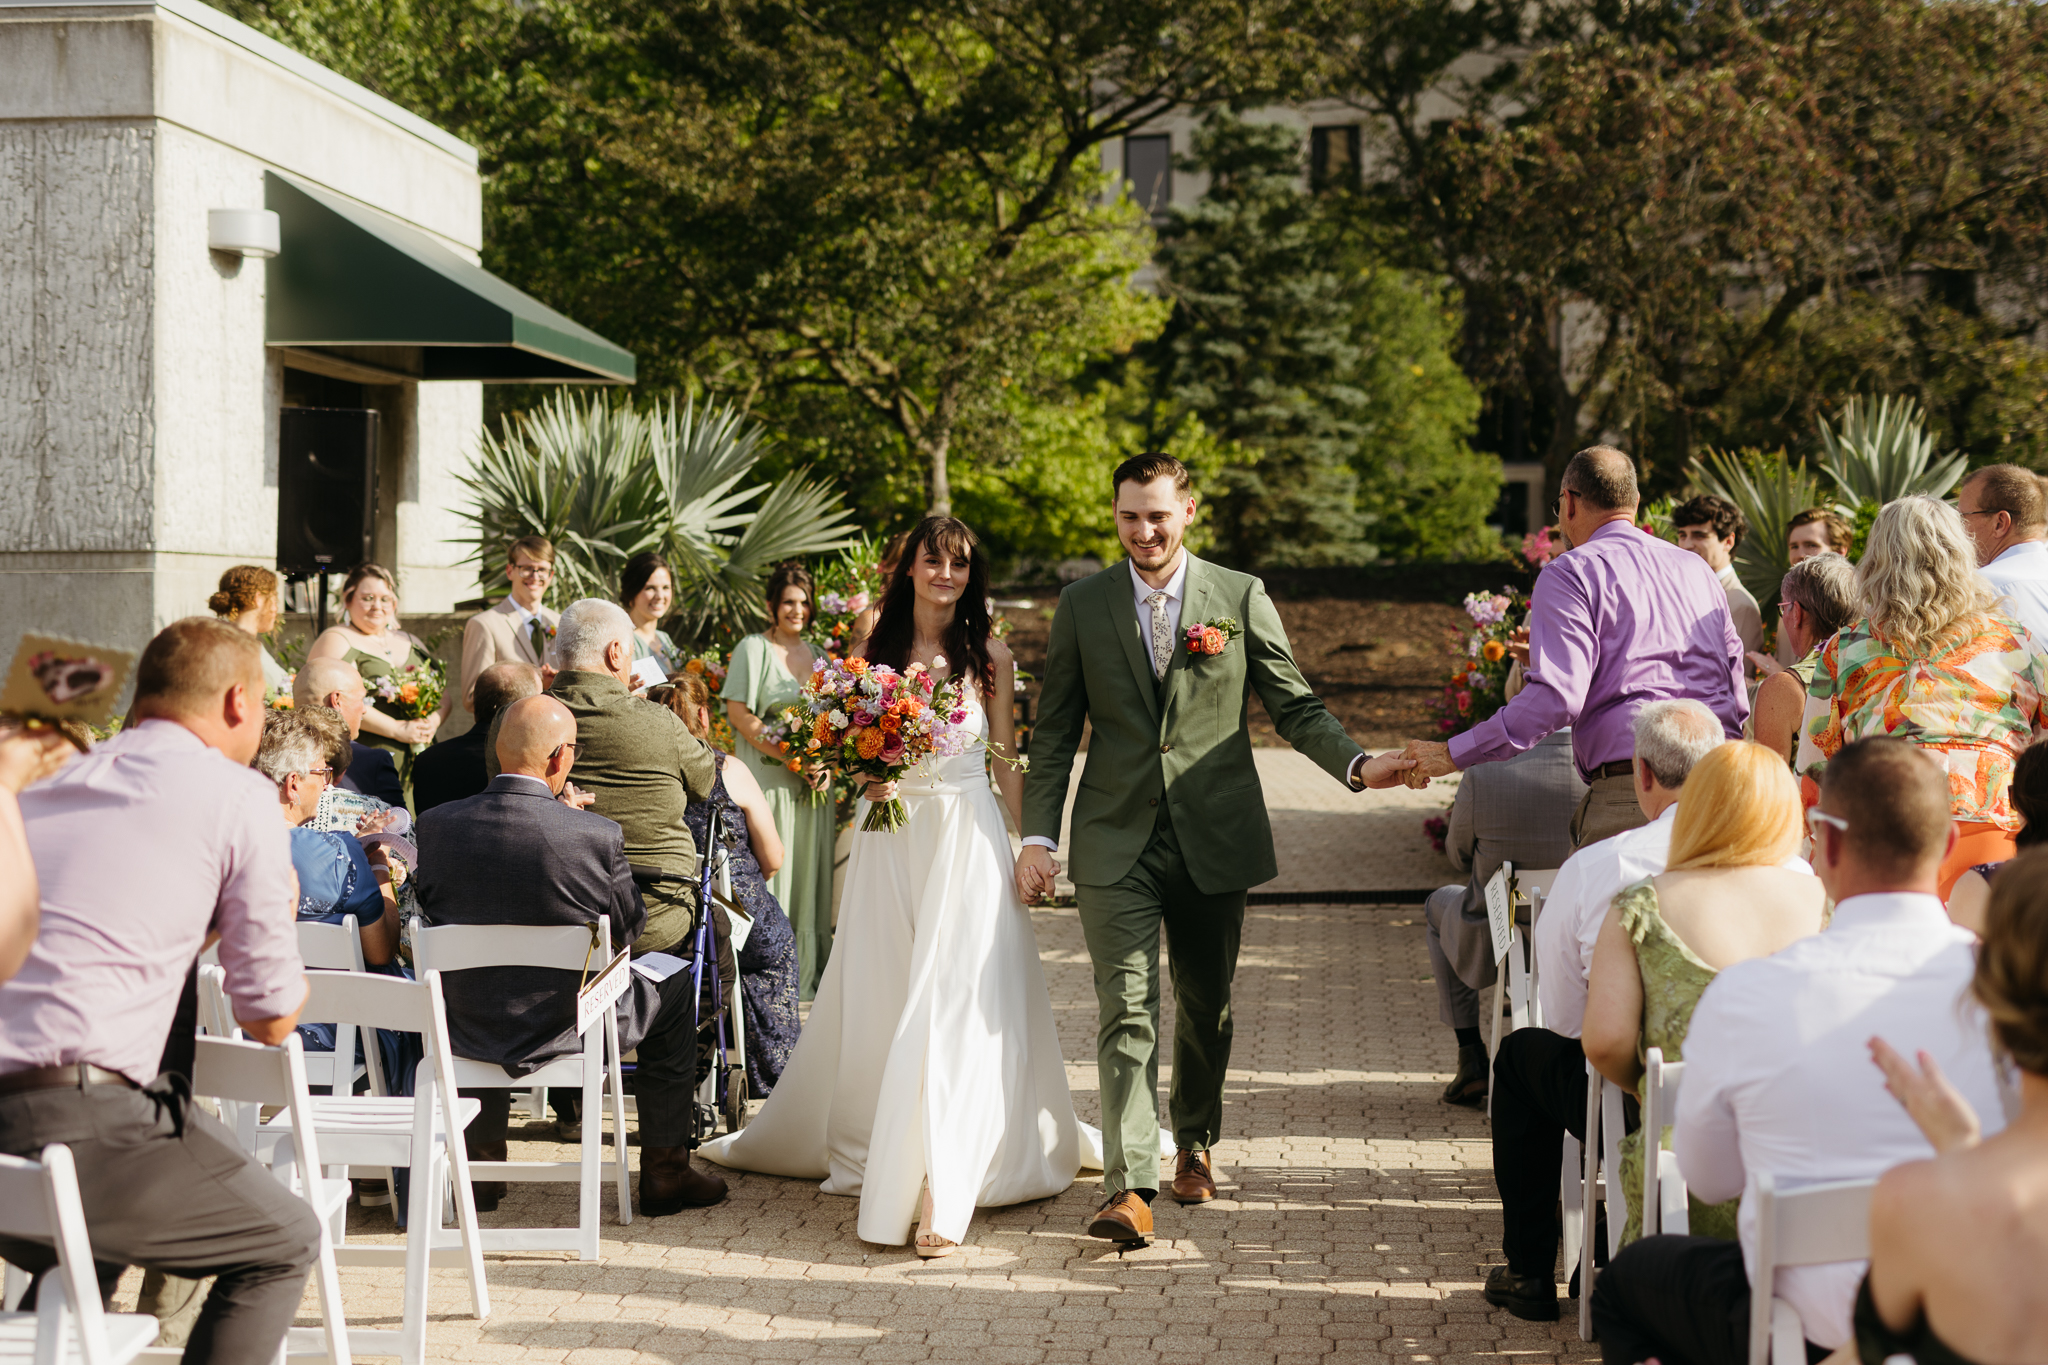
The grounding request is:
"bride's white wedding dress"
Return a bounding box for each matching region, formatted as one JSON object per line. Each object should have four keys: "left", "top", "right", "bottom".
{"left": 699, "top": 688, "right": 1140, "bottom": 1245}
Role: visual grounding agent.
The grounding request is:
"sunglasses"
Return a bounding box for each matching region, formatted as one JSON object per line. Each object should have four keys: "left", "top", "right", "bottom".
{"left": 1805, "top": 809, "right": 1848, "bottom": 837}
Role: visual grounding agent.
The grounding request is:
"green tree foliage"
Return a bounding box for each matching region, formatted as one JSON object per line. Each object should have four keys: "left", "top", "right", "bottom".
{"left": 1135, "top": 116, "right": 1496, "bottom": 567}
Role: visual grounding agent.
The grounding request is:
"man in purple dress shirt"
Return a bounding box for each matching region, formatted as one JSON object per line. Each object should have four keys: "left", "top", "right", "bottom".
{"left": 1403, "top": 446, "right": 1747, "bottom": 849}
{"left": 0, "top": 619, "right": 319, "bottom": 1365}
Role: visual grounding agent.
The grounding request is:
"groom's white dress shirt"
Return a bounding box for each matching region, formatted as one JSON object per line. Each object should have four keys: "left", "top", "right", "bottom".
{"left": 1673, "top": 892, "right": 2004, "bottom": 1350}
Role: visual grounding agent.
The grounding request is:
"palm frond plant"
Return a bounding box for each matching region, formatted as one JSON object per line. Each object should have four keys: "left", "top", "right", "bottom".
{"left": 454, "top": 392, "right": 859, "bottom": 641}
{"left": 1685, "top": 446, "right": 1829, "bottom": 613}
{"left": 1814, "top": 395, "right": 1968, "bottom": 505}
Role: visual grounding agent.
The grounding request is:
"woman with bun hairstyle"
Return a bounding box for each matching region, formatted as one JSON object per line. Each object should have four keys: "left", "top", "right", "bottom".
{"left": 1861, "top": 847, "right": 2048, "bottom": 1365}
{"left": 209, "top": 564, "right": 291, "bottom": 692}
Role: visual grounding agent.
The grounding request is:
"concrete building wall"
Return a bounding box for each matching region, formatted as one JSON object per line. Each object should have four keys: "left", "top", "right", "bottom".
{"left": 0, "top": 0, "right": 491, "bottom": 669}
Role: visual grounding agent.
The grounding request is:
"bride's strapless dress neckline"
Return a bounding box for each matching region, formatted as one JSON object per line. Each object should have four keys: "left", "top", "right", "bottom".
{"left": 699, "top": 688, "right": 1164, "bottom": 1244}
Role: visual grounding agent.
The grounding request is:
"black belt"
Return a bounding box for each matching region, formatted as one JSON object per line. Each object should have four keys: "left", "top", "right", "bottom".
{"left": 1589, "top": 760, "right": 1635, "bottom": 781}
{"left": 0, "top": 1063, "right": 138, "bottom": 1096}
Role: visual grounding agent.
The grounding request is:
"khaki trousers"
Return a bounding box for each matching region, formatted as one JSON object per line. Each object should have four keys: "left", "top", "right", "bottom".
{"left": 1570, "top": 771, "right": 1648, "bottom": 850}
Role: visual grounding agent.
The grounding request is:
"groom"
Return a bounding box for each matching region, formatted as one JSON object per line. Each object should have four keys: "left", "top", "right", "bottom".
{"left": 1016, "top": 454, "right": 1419, "bottom": 1245}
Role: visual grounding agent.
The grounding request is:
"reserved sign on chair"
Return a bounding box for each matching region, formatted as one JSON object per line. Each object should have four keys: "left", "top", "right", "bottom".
{"left": 576, "top": 949, "right": 633, "bottom": 1036}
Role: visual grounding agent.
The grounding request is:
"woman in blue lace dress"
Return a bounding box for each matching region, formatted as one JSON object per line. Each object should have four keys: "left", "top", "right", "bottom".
{"left": 654, "top": 673, "right": 801, "bottom": 1097}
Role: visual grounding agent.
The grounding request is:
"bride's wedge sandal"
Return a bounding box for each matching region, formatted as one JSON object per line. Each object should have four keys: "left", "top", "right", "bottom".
{"left": 915, "top": 1185, "right": 959, "bottom": 1259}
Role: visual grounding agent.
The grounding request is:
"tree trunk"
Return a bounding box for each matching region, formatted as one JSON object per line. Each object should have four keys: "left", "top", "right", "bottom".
{"left": 926, "top": 427, "right": 952, "bottom": 517}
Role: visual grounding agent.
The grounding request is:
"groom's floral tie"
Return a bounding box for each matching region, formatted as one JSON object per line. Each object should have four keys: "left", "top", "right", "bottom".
{"left": 1146, "top": 590, "right": 1170, "bottom": 679}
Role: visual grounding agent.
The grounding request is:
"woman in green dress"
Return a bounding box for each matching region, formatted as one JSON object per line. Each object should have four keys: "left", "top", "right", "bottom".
{"left": 723, "top": 561, "right": 836, "bottom": 999}
{"left": 1583, "top": 735, "right": 1825, "bottom": 1245}
{"left": 622, "top": 551, "right": 682, "bottom": 676}
{"left": 306, "top": 563, "right": 449, "bottom": 764}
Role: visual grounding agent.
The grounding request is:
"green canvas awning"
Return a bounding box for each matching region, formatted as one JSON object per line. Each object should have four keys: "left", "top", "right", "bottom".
{"left": 265, "top": 172, "right": 635, "bottom": 384}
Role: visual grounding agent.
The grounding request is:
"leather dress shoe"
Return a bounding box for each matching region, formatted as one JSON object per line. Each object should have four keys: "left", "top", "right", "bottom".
{"left": 1482, "top": 1264, "right": 1559, "bottom": 1321}
{"left": 1442, "top": 1043, "right": 1490, "bottom": 1107}
{"left": 466, "top": 1139, "right": 508, "bottom": 1212}
{"left": 638, "top": 1145, "right": 728, "bottom": 1215}
{"left": 1086, "top": 1190, "right": 1153, "bottom": 1244}
{"left": 1170, "top": 1149, "right": 1217, "bottom": 1204}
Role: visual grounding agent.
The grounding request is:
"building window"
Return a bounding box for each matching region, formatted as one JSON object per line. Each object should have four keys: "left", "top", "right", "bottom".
{"left": 1123, "top": 134, "right": 1173, "bottom": 225}
{"left": 1310, "top": 124, "right": 1361, "bottom": 190}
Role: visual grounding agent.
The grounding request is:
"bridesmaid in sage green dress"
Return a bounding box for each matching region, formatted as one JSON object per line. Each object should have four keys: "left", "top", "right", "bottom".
{"left": 722, "top": 562, "right": 837, "bottom": 998}
{"left": 305, "top": 563, "right": 449, "bottom": 767}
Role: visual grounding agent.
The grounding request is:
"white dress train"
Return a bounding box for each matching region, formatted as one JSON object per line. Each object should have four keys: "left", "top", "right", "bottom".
{"left": 699, "top": 691, "right": 1154, "bottom": 1245}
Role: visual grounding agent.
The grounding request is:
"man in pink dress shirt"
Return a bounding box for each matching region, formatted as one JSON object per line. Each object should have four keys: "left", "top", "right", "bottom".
{"left": 0, "top": 619, "right": 318, "bottom": 1365}
{"left": 1403, "top": 446, "right": 1747, "bottom": 849}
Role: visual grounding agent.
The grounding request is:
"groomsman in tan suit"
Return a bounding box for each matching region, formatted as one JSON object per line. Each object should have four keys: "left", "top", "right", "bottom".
{"left": 459, "top": 536, "right": 562, "bottom": 711}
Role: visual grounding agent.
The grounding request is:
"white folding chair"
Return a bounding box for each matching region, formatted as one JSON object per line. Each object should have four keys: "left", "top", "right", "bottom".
{"left": 1486, "top": 866, "right": 1562, "bottom": 1115}
{"left": 295, "top": 919, "right": 373, "bottom": 1097}
{"left": 189, "top": 1036, "right": 351, "bottom": 1365}
{"left": 1639, "top": 1048, "right": 1689, "bottom": 1237}
{"left": 408, "top": 920, "right": 632, "bottom": 1260}
{"left": 1576, "top": 1068, "right": 1627, "bottom": 1340}
{"left": 1746, "top": 1173, "right": 1875, "bottom": 1365}
{"left": 262, "top": 971, "right": 489, "bottom": 1365}
{"left": 0, "top": 1145, "right": 159, "bottom": 1365}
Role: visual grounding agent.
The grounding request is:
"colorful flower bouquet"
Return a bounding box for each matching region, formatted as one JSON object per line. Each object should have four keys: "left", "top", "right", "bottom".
{"left": 371, "top": 658, "right": 447, "bottom": 749}
{"left": 1431, "top": 589, "right": 1530, "bottom": 738}
{"left": 266, "top": 672, "right": 297, "bottom": 711}
{"left": 788, "top": 655, "right": 969, "bottom": 832}
{"left": 756, "top": 707, "right": 828, "bottom": 805}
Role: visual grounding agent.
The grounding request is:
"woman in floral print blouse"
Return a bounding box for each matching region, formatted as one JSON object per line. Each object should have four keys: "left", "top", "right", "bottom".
{"left": 1799, "top": 495, "right": 2048, "bottom": 899}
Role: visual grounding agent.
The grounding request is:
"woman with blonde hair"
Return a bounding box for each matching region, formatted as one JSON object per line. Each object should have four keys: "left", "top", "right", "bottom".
{"left": 1798, "top": 495, "right": 2048, "bottom": 898}
{"left": 209, "top": 564, "right": 291, "bottom": 692}
{"left": 1584, "top": 735, "right": 1825, "bottom": 1244}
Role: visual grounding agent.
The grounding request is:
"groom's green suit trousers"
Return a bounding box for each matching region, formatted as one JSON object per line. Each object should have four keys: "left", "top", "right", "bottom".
{"left": 1075, "top": 801, "right": 1244, "bottom": 1195}
{"left": 1023, "top": 554, "right": 1365, "bottom": 1199}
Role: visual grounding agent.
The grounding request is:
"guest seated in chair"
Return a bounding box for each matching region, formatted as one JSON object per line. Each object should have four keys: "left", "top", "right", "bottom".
{"left": 1857, "top": 848, "right": 2048, "bottom": 1365}
{"left": 415, "top": 694, "right": 728, "bottom": 1214}
{"left": 411, "top": 661, "right": 540, "bottom": 815}
{"left": 1590, "top": 737, "right": 2008, "bottom": 1365}
{"left": 295, "top": 657, "right": 405, "bottom": 809}
{"left": 259, "top": 707, "right": 402, "bottom": 963}
{"left": 1581, "top": 741, "right": 1823, "bottom": 1248}
{"left": 1425, "top": 728, "right": 1584, "bottom": 1107}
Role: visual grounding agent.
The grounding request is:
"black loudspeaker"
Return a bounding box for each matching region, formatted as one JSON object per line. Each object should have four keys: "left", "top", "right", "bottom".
{"left": 277, "top": 407, "right": 380, "bottom": 577}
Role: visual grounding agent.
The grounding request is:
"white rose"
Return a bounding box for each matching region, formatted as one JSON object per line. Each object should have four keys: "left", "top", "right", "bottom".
{"left": 828, "top": 709, "right": 848, "bottom": 728}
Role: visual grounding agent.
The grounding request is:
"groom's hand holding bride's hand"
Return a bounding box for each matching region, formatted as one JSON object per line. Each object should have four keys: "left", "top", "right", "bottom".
{"left": 1015, "top": 845, "right": 1056, "bottom": 904}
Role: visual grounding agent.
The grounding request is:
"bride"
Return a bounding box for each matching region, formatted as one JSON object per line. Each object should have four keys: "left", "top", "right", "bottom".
{"left": 700, "top": 515, "right": 1133, "bottom": 1255}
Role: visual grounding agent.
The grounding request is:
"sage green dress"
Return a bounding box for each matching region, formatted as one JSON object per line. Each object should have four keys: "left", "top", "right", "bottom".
{"left": 632, "top": 627, "right": 681, "bottom": 675}
{"left": 722, "top": 633, "right": 836, "bottom": 1000}
{"left": 1613, "top": 878, "right": 1741, "bottom": 1246}
{"left": 344, "top": 640, "right": 433, "bottom": 760}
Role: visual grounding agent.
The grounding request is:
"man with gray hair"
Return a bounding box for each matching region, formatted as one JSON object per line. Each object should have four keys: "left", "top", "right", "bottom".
{"left": 484, "top": 598, "right": 724, "bottom": 1213}
{"left": 1480, "top": 699, "right": 1809, "bottom": 1321}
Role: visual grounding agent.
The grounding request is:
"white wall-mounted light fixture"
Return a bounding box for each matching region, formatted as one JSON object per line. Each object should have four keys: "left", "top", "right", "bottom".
{"left": 208, "top": 208, "right": 280, "bottom": 258}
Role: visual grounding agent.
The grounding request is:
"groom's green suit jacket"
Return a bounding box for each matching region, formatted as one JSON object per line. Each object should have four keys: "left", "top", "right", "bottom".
{"left": 1023, "top": 555, "right": 1366, "bottom": 894}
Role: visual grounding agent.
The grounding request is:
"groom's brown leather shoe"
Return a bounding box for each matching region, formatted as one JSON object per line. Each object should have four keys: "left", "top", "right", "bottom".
{"left": 1086, "top": 1191, "right": 1153, "bottom": 1244}
{"left": 1170, "top": 1150, "right": 1217, "bottom": 1204}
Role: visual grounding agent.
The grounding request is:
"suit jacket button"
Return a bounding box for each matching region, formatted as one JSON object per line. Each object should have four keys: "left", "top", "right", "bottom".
{"left": 1149, "top": 797, "right": 1159, "bottom": 806}
{"left": 1159, "top": 743, "right": 1172, "bottom": 753}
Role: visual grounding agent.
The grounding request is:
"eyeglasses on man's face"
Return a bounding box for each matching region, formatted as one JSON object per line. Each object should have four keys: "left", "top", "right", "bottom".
{"left": 549, "top": 741, "right": 579, "bottom": 761}
{"left": 1551, "top": 487, "right": 1579, "bottom": 520}
{"left": 510, "top": 560, "right": 554, "bottom": 579}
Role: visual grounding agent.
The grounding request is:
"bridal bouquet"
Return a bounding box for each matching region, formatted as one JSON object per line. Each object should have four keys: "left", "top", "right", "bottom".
{"left": 371, "top": 658, "right": 445, "bottom": 724}
{"left": 790, "top": 656, "right": 970, "bottom": 832}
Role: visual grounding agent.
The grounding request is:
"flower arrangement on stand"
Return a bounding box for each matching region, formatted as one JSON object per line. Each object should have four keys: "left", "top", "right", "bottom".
{"left": 806, "top": 536, "right": 885, "bottom": 659}
{"left": 786, "top": 656, "right": 969, "bottom": 832}
{"left": 1430, "top": 589, "right": 1529, "bottom": 738}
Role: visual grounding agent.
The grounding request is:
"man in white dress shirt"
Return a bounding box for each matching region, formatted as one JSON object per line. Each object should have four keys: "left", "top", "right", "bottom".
{"left": 1591, "top": 737, "right": 2005, "bottom": 1364}
{"left": 458, "top": 536, "right": 563, "bottom": 711}
{"left": 1483, "top": 699, "right": 1724, "bottom": 1321}
{"left": 1957, "top": 464, "right": 2048, "bottom": 643}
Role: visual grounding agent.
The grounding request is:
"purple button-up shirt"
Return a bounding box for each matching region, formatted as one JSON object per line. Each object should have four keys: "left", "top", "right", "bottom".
{"left": 0, "top": 719, "right": 304, "bottom": 1084}
{"left": 1449, "top": 520, "right": 1747, "bottom": 782}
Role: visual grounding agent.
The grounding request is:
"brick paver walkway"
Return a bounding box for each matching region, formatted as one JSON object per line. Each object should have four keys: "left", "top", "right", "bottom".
{"left": 139, "top": 894, "right": 1599, "bottom": 1365}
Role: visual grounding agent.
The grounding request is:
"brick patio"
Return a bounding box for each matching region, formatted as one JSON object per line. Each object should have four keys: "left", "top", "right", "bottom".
{"left": 137, "top": 871, "right": 1602, "bottom": 1365}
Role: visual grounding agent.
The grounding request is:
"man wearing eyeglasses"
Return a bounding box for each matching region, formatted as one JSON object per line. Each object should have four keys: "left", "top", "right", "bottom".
{"left": 459, "top": 535, "right": 563, "bottom": 711}
{"left": 1401, "top": 445, "right": 1748, "bottom": 849}
{"left": 1957, "top": 464, "right": 2048, "bottom": 643}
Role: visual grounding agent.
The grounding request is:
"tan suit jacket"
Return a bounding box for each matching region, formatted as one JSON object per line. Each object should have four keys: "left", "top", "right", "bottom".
{"left": 459, "top": 597, "right": 560, "bottom": 710}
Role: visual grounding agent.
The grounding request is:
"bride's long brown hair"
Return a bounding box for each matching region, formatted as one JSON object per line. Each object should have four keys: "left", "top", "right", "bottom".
{"left": 860, "top": 517, "right": 995, "bottom": 699}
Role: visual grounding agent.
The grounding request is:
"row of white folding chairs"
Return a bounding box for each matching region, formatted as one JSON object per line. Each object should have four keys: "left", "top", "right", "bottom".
{"left": 1575, "top": 1051, "right": 1683, "bottom": 1338}
{"left": 1486, "top": 865, "right": 1559, "bottom": 1116}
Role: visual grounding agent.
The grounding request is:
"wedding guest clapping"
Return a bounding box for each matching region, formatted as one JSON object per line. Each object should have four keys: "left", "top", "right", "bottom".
{"left": 209, "top": 564, "right": 291, "bottom": 693}
{"left": 651, "top": 672, "right": 800, "bottom": 1097}
{"left": 306, "top": 562, "right": 448, "bottom": 756}
{"left": 0, "top": 723, "right": 75, "bottom": 981}
{"left": 1797, "top": 496, "right": 2048, "bottom": 898}
{"left": 1858, "top": 849, "right": 2048, "bottom": 1365}
{"left": 622, "top": 552, "right": 681, "bottom": 676}
{"left": 1402, "top": 446, "right": 1746, "bottom": 850}
{"left": 1748, "top": 553, "right": 1856, "bottom": 765}
{"left": 1582, "top": 741, "right": 1823, "bottom": 1246}
{"left": 721, "top": 562, "right": 836, "bottom": 999}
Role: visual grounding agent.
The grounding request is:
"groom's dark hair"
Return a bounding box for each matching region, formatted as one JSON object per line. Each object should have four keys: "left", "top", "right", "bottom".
{"left": 1113, "top": 453, "right": 1190, "bottom": 498}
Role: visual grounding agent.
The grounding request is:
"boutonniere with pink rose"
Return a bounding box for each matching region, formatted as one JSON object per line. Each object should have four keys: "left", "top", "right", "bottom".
{"left": 1184, "top": 617, "right": 1242, "bottom": 658}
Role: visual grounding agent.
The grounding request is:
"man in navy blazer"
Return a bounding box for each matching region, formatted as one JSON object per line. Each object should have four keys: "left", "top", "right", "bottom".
{"left": 413, "top": 696, "right": 727, "bottom": 1214}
